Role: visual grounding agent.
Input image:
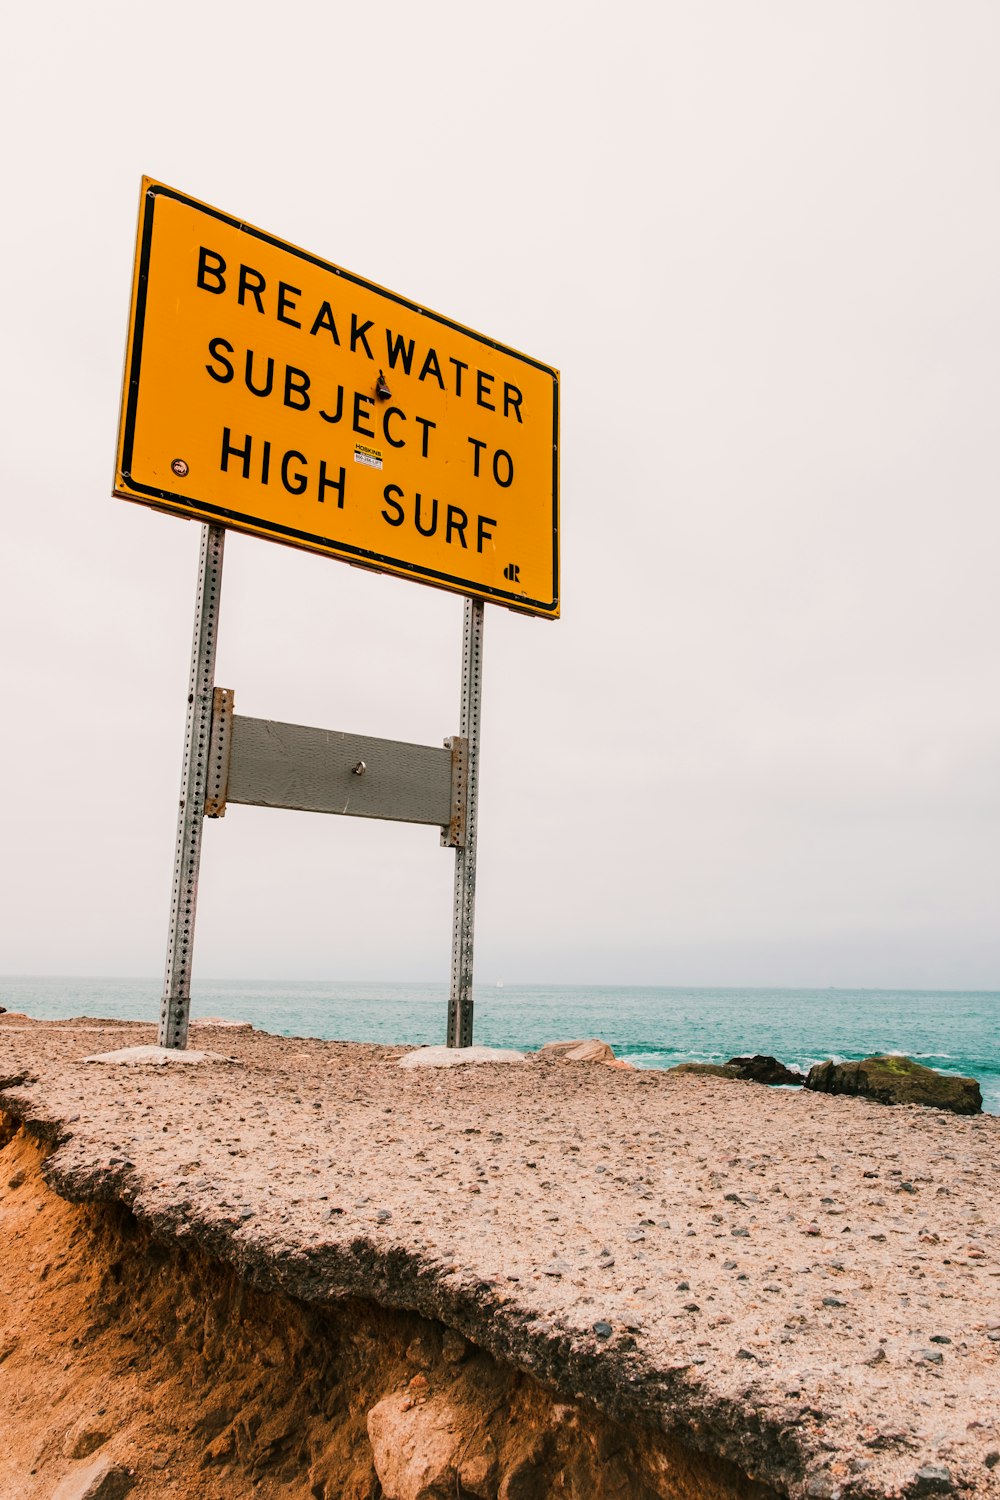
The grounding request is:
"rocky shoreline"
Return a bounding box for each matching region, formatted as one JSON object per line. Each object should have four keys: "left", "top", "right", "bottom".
{"left": 668, "top": 1054, "right": 983, "bottom": 1115}
{"left": 1, "top": 1015, "right": 998, "bottom": 1498}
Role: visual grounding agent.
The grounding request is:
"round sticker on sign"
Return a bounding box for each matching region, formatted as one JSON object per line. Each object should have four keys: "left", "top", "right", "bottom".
{"left": 171, "top": 458, "right": 189, "bottom": 477}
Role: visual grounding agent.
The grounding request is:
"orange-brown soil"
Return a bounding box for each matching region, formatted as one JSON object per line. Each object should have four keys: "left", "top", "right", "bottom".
{"left": 0, "top": 1115, "right": 774, "bottom": 1500}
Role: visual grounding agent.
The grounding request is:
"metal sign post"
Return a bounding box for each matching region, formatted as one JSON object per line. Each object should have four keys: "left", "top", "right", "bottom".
{"left": 156, "top": 544, "right": 485, "bottom": 1051}
{"left": 159, "top": 523, "right": 225, "bottom": 1049}
{"left": 447, "top": 599, "right": 484, "bottom": 1048}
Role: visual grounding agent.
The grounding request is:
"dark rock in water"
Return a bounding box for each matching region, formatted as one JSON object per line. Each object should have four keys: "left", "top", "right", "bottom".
{"left": 724, "top": 1054, "right": 805, "bottom": 1086}
{"left": 667, "top": 1055, "right": 804, "bottom": 1086}
{"left": 667, "top": 1062, "right": 742, "bottom": 1080}
{"left": 805, "top": 1056, "right": 981, "bottom": 1115}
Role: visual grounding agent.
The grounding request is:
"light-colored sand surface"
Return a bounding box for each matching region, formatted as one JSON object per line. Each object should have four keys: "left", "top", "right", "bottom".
{"left": 2, "top": 1014, "right": 998, "bottom": 1498}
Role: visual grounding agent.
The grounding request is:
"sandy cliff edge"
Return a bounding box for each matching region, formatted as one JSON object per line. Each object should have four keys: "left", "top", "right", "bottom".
{"left": 1, "top": 1016, "right": 998, "bottom": 1498}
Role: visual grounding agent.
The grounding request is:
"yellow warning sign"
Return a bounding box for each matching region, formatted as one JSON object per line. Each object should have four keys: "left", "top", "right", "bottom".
{"left": 114, "top": 180, "right": 560, "bottom": 618}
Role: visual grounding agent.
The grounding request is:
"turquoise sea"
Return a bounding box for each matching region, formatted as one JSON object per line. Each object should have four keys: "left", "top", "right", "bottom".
{"left": 2, "top": 977, "right": 998, "bottom": 1115}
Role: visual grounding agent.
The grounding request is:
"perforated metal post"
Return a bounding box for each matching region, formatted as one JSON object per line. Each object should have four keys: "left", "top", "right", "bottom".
{"left": 159, "top": 524, "right": 226, "bottom": 1048}
{"left": 447, "top": 598, "right": 484, "bottom": 1047}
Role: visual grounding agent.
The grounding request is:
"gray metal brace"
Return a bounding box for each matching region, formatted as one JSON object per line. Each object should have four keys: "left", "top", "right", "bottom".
{"left": 204, "top": 690, "right": 468, "bottom": 836}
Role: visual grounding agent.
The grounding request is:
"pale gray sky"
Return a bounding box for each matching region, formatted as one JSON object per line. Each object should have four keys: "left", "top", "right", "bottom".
{"left": 1, "top": 1, "right": 997, "bottom": 987}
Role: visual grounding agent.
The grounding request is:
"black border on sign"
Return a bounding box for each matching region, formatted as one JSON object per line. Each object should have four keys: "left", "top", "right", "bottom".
{"left": 117, "top": 182, "right": 560, "bottom": 619}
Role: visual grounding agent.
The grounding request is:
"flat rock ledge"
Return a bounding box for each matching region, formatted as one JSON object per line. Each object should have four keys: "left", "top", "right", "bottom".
{"left": 83, "top": 1044, "right": 229, "bottom": 1066}
{"left": 2, "top": 1015, "right": 999, "bottom": 1499}
{"left": 398, "top": 1044, "right": 528, "bottom": 1068}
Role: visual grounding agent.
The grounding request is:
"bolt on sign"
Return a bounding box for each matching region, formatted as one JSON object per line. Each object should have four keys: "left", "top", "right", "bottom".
{"left": 114, "top": 178, "right": 560, "bottom": 618}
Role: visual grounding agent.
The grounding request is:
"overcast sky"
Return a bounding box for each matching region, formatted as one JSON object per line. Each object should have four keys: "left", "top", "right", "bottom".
{"left": 1, "top": 2, "right": 997, "bottom": 990}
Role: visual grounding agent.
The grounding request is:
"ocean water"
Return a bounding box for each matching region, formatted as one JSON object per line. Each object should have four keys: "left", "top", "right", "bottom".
{"left": 2, "top": 977, "right": 998, "bottom": 1114}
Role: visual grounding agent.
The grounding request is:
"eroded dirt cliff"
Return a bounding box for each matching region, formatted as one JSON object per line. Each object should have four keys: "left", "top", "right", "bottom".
{"left": 1, "top": 1015, "right": 998, "bottom": 1499}
{"left": 0, "top": 1117, "right": 773, "bottom": 1500}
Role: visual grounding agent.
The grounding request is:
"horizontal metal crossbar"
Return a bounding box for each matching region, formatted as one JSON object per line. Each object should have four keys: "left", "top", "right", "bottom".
{"left": 204, "top": 689, "right": 464, "bottom": 831}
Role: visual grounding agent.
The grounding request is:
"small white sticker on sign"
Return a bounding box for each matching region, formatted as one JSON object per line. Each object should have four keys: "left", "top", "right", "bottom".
{"left": 354, "top": 443, "right": 383, "bottom": 470}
